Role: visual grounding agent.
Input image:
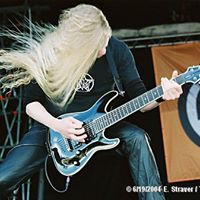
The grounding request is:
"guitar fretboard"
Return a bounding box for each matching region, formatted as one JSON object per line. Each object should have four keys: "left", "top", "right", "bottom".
{"left": 89, "top": 73, "right": 185, "bottom": 134}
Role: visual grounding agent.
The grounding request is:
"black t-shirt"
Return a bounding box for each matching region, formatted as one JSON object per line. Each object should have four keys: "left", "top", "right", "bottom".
{"left": 23, "top": 36, "right": 147, "bottom": 117}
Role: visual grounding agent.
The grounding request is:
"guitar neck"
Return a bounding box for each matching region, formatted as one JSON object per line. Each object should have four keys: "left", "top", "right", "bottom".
{"left": 92, "top": 73, "right": 186, "bottom": 133}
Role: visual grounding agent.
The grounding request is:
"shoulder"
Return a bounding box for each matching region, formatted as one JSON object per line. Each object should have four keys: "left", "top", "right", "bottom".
{"left": 108, "top": 36, "right": 131, "bottom": 57}
{"left": 107, "top": 36, "right": 133, "bottom": 63}
{"left": 108, "top": 36, "right": 128, "bottom": 51}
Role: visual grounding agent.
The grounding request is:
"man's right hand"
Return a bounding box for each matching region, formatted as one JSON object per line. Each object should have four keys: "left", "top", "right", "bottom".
{"left": 54, "top": 117, "right": 87, "bottom": 142}
{"left": 26, "top": 102, "right": 87, "bottom": 142}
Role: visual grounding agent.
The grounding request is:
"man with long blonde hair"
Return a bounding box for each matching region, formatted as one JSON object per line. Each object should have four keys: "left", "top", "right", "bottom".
{"left": 0, "top": 4, "right": 182, "bottom": 200}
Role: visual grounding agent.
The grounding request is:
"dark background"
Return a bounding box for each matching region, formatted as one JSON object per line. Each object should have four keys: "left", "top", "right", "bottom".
{"left": 1, "top": 0, "right": 200, "bottom": 200}
{"left": 1, "top": 0, "right": 200, "bottom": 28}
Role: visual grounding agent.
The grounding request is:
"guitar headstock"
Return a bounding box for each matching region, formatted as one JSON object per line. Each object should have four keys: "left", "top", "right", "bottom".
{"left": 183, "top": 65, "right": 200, "bottom": 84}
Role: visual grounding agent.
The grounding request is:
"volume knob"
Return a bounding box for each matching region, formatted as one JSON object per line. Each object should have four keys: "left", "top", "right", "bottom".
{"left": 73, "top": 160, "right": 80, "bottom": 166}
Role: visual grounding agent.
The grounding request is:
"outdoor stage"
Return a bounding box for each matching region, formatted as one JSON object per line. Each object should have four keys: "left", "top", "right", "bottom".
{"left": 0, "top": 1, "right": 200, "bottom": 200}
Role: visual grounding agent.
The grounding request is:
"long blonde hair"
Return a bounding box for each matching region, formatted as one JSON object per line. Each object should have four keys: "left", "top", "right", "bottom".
{"left": 0, "top": 4, "right": 112, "bottom": 106}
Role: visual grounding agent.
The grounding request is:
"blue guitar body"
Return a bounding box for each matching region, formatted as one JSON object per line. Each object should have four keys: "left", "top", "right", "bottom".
{"left": 48, "top": 91, "right": 120, "bottom": 176}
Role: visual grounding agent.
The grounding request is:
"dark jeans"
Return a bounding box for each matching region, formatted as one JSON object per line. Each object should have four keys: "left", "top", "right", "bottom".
{"left": 0, "top": 121, "right": 165, "bottom": 200}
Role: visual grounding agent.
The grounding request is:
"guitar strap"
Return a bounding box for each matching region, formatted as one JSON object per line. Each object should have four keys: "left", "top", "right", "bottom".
{"left": 106, "top": 46, "right": 125, "bottom": 96}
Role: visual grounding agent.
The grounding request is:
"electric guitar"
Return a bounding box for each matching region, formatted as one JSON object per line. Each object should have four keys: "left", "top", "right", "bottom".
{"left": 48, "top": 65, "right": 200, "bottom": 176}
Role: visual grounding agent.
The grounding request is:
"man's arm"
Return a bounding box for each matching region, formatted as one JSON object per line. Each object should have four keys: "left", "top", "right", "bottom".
{"left": 113, "top": 39, "right": 182, "bottom": 111}
{"left": 26, "top": 101, "right": 87, "bottom": 142}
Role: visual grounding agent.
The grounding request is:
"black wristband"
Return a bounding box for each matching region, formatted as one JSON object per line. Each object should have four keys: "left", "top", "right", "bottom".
{"left": 156, "top": 97, "right": 165, "bottom": 103}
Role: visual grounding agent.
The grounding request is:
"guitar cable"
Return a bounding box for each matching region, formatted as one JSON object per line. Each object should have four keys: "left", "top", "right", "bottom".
{"left": 45, "top": 155, "right": 71, "bottom": 193}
